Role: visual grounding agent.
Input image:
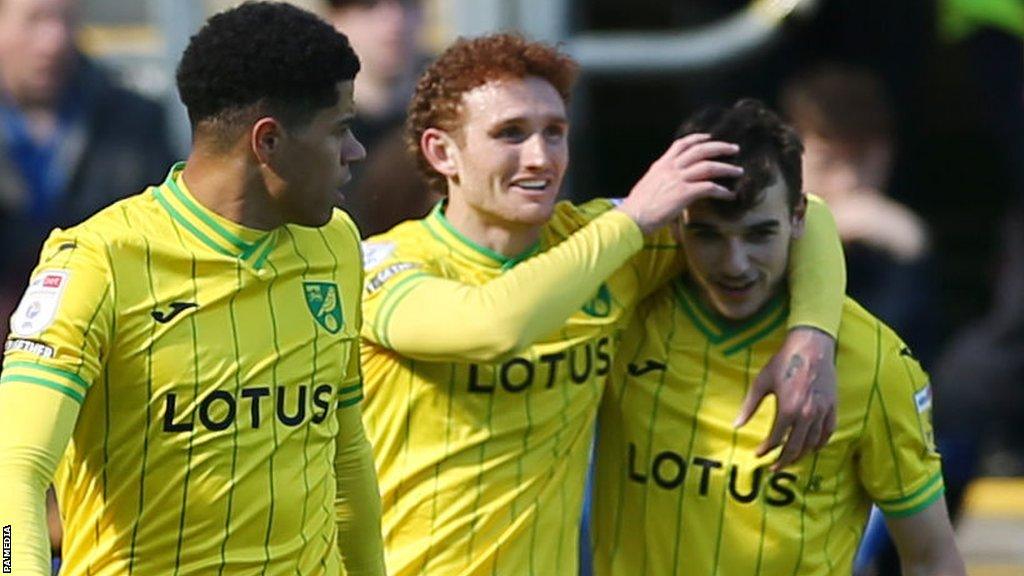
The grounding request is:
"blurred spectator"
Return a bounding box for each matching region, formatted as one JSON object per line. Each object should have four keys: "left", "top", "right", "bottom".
{"left": 781, "top": 64, "right": 940, "bottom": 364}
{"left": 344, "top": 126, "right": 439, "bottom": 237}
{"left": 322, "top": 0, "right": 422, "bottom": 155}
{"left": 321, "top": 0, "right": 434, "bottom": 236}
{"left": 0, "top": 0, "right": 175, "bottom": 340}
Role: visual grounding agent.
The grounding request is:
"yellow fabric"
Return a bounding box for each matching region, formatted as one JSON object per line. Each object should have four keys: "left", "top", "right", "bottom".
{"left": 0, "top": 164, "right": 383, "bottom": 576}
{"left": 788, "top": 195, "right": 845, "bottom": 337}
{"left": 360, "top": 199, "right": 659, "bottom": 576}
{"left": 361, "top": 201, "right": 647, "bottom": 362}
{"left": 359, "top": 197, "right": 844, "bottom": 575}
{"left": 592, "top": 283, "right": 942, "bottom": 576}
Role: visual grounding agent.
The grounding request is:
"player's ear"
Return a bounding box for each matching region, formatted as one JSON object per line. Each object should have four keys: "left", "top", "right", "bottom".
{"left": 252, "top": 117, "right": 285, "bottom": 165}
{"left": 790, "top": 193, "right": 808, "bottom": 238}
{"left": 421, "top": 127, "right": 460, "bottom": 178}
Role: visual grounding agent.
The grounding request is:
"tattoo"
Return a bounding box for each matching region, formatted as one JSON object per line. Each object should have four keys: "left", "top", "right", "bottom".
{"left": 784, "top": 354, "right": 805, "bottom": 381}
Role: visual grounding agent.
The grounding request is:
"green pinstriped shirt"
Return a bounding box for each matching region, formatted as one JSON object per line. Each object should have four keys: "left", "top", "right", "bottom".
{"left": 592, "top": 280, "right": 943, "bottom": 576}
{"left": 1, "top": 164, "right": 368, "bottom": 575}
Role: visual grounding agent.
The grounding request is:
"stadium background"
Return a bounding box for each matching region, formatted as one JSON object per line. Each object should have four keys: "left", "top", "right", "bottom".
{"left": 7, "top": 0, "right": 1024, "bottom": 574}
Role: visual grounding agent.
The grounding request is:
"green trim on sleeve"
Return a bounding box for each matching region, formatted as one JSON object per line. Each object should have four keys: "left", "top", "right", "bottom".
{"left": 338, "top": 394, "right": 364, "bottom": 409}
{"left": 0, "top": 374, "right": 85, "bottom": 404}
{"left": 337, "top": 383, "right": 362, "bottom": 396}
{"left": 877, "top": 471, "right": 944, "bottom": 508}
{"left": 881, "top": 484, "right": 946, "bottom": 519}
{"left": 376, "top": 272, "right": 430, "bottom": 348}
{"left": 3, "top": 361, "right": 91, "bottom": 390}
{"left": 877, "top": 471, "right": 945, "bottom": 518}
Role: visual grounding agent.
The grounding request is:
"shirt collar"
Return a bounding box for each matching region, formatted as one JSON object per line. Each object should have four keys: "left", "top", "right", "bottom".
{"left": 152, "top": 162, "right": 278, "bottom": 269}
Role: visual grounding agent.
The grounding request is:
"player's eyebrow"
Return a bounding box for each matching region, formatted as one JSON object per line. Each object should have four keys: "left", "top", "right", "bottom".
{"left": 747, "top": 219, "right": 780, "bottom": 231}
{"left": 492, "top": 113, "right": 568, "bottom": 127}
{"left": 684, "top": 219, "right": 780, "bottom": 232}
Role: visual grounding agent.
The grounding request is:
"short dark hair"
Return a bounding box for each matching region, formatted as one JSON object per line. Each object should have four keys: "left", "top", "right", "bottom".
{"left": 676, "top": 98, "right": 804, "bottom": 218}
{"left": 323, "top": 0, "right": 420, "bottom": 9}
{"left": 407, "top": 33, "right": 579, "bottom": 195}
{"left": 176, "top": 2, "right": 360, "bottom": 140}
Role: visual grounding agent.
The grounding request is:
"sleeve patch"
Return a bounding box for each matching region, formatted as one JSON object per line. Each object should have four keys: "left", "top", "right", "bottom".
{"left": 361, "top": 241, "right": 396, "bottom": 270}
{"left": 4, "top": 338, "right": 55, "bottom": 358}
{"left": 366, "top": 262, "right": 420, "bottom": 294}
{"left": 9, "top": 270, "right": 70, "bottom": 337}
{"left": 914, "top": 384, "right": 932, "bottom": 413}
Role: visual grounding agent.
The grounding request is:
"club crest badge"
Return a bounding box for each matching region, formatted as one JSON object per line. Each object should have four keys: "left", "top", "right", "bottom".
{"left": 582, "top": 283, "right": 612, "bottom": 318}
{"left": 303, "top": 281, "right": 343, "bottom": 334}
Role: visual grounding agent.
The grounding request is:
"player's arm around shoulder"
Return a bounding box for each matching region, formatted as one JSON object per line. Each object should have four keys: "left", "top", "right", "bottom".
{"left": 736, "top": 195, "right": 845, "bottom": 468}
{"left": 358, "top": 210, "right": 645, "bottom": 364}
{"left": 0, "top": 226, "right": 115, "bottom": 575}
{"left": 861, "top": 332, "right": 965, "bottom": 575}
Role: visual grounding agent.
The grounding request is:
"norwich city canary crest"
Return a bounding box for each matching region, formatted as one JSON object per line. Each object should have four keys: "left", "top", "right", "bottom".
{"left": 582, "top": 283, "right": 612, "bottom": 318}
{"left": 303, "top": 282, "right": 343, "bottom": 334}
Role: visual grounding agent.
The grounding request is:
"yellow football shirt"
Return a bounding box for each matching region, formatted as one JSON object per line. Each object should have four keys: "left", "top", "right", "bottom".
{"left": 592, "top": 279, "right": 943, "bottom": 576}
{"left": 360, "top": 197, "right": 844, "bottom": 576}
{"left": 0, "top": 164, "right": 383, "bottom": 575}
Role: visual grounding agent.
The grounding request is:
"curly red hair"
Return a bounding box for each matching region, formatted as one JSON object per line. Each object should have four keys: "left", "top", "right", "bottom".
{"left": 406, "top": 33, "right": 579, "bottom": 195}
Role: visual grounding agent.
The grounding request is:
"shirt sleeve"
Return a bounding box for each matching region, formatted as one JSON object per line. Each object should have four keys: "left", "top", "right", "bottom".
{"left": 0, "top": 229, "right": 114, "bottom": 575}
{"left": 334, "top": 231, "right": 386, "bottom": 576}
{"left": 361, "top": 209, "right": 644, "bottom": 363}
{"left": 333, "top": 356, "right": 385, "bottom": 575}
{"left": 786, "top": 195, "right": 846, "bottom": 337}
{"left": 857, "top": 328, "right": 944, "bottom": 518}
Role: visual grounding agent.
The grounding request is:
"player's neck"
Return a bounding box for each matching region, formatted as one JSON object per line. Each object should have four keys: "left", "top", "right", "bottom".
{"left": 442, "top": 197, "right": 541, "bottom": 259}
{"left": 180, "top": 150, "right": 283, "bottom": 231}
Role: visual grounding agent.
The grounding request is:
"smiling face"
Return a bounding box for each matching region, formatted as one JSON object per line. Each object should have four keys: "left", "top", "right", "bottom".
{"left": 437, "top": 76, "right": 569, "bottom": 228}
{"left": 681, "top": 165, "right": 806, "bottom": 321}
{"left": 271, "top": 80, "right": 365, "bottom": 226}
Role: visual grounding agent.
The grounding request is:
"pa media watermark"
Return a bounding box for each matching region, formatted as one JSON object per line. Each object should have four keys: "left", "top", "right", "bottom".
{"left": 2, "top": 524, "right": 11, "bottom": 573}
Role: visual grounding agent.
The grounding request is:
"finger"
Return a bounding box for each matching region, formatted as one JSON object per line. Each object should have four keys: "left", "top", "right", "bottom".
{"left": 772, "top": 412, "right": 812, "bottom": 470}
{"left": 676, "top": 140, "right": 741, "bottom": 166}
{"left": 815, "top": 405, "right": 837, "bottom": 450}
{"left": 803, "top": 412, "right": 825, "bottom": 455}
{"left": 664, "top": 134, "right": 712, "bottom": 160}
{"left": 735, "top": 366, "right": 772, "bottom": 428}
{"left": 664, "top": 133, "right": 712, "bottom": 158}
{"left": 755, "top": 408, "right": 792, "bottom": 457}
{"left": 682, "top": 160, "right": 745, "bottom": 182}
{"left": 683, "top": 182, "right": 735, "bottom": 203}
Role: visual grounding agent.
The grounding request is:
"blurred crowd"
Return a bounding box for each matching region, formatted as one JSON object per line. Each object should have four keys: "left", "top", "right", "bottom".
{"left": 0, "top": 0, "right": 1021, "bottom": 575}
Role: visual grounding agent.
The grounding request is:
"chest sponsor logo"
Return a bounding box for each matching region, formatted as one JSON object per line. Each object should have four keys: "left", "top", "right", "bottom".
{"left": 361, "top": 241, "right": 396, "bottom": 270}
{"left": 9, "top": 270, "right": 69, "bottom": 338}
{"left": 627, "top": 443, "right": 799, "bottom": 507}
{"left": 303, "top": 281, "right": 343, "bottom": 334}
{"left": 162, "top": 384, "right": 337, "bottom": 432}
{"left": 467, "top": 336, "right": 611, "bottom": 394}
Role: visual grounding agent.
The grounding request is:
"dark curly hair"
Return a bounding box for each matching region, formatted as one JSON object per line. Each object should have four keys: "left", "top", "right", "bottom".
{"left": 406, "top": 33, "right": 579, "bottom": 195}
{"left": 676, "top": 99, "right": 804, "bottom": 218}
{"left": 176, "top": 2, "right": 360, "bottom": 142}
